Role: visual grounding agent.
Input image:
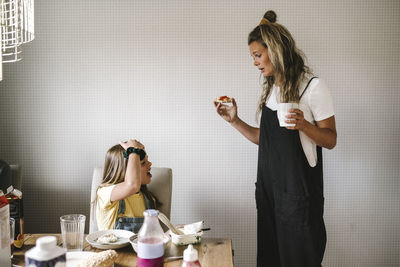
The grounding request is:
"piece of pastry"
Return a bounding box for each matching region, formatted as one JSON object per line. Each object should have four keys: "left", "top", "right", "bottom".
{"left": 97, "top": 233, "right": 118, "bottom": 244}
{"left": 78, "top": 250, "right": 117, "bottom": 267}
{"left": 215, "top": 96, "right": 232, "bottom": 104}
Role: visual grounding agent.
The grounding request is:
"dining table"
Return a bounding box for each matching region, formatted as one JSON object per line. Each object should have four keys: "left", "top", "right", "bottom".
{"left": 12, "top": 234, "right": 234, "bottom": 267}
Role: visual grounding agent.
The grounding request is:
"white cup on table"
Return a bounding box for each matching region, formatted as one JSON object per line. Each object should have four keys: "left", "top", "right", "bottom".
{"left": 277, "top": 102, "right": 299, "bottom": 127}
{"left": 60, "top": 214, "right": 85, "bottom": 251}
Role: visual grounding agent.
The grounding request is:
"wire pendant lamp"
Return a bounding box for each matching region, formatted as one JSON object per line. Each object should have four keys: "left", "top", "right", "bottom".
{"left": 0, "top": 0, "right": 34, "bottom": 80}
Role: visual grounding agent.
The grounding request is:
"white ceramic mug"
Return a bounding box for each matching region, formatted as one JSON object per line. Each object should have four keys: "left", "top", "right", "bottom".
{"left": 277, "top": 102, "right": 299, "bottom": 127}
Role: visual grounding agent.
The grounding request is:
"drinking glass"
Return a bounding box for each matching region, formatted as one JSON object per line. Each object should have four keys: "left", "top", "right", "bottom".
{"left": 60, "top": 214, "right": 85, "bottom": 251}
{"left": 10, "top": 217, "right": 15, "bottom": 258}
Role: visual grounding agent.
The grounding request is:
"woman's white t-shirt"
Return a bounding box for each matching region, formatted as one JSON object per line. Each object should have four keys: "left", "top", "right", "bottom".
{"left": 265, "top": 75, "right": 335, "bottom": 167}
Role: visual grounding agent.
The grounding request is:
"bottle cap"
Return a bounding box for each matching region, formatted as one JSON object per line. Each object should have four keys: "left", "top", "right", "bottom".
{"left": 183, "top": 244, "right": 199, "bottom": 262}
{"left": 144, "top": 209, "right": 159, "bottom": 217}
{"left": 36, "top": 236, "right": 57, "bottom": 250}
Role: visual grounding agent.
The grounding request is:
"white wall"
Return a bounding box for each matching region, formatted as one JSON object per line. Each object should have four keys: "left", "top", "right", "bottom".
{"left": 0, "top": 0, "right": 399, "bottom": 266}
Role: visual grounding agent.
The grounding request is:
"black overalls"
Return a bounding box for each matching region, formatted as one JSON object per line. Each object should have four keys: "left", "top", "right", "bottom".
{"left": 255, "top": 78, "right": 326, "bottom": 267}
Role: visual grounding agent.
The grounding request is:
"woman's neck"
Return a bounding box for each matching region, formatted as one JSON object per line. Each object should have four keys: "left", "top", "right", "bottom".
{"left": 274, "top": 75, "right": 282, "bottom": 87}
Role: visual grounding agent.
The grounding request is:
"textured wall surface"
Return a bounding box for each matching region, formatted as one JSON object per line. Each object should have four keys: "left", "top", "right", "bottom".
{"left": 0, "top": 0, "right": 399, "bottom": 266}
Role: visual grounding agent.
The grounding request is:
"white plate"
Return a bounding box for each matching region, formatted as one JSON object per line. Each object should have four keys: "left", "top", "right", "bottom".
{"left": 86, "top": 229, "right": 135, "bottom": 249}
{"left": 66, "top": 251, "right": 96, "bottom": 267}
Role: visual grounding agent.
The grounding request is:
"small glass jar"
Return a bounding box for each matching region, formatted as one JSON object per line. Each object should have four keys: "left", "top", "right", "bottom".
{"left": 25, "top": 236, "right": 66, "bottom": 267}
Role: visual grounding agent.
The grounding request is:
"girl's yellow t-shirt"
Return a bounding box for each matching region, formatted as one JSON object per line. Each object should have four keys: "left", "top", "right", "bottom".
{"left": 96, "top": 184, "right": 146, "bottom": 230}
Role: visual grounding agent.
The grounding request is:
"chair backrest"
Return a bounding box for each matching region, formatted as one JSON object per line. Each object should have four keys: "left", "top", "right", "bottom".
{"left": 89, "top": 166, "right": 173, "bottom": 233}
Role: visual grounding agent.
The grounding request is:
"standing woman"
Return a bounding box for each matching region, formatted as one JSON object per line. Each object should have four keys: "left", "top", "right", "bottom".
{"left": 214, "top": 10, "right": 337, "bottom": 267}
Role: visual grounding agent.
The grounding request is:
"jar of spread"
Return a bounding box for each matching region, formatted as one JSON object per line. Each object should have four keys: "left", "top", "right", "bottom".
{"left": 25, "top": 236, "right": 66, "bottom": 267}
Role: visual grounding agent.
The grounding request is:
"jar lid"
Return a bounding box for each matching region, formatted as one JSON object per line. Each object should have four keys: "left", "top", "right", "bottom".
{"left": 37, "top": 236, "right": 57, "bottom": 250}
{"left": 144, "top": 209, "right": 159, "bottom": 217}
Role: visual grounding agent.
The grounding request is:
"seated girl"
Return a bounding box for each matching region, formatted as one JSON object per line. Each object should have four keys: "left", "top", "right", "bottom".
{"left": 96, "top": 139, "right": 159, "bottom": 233}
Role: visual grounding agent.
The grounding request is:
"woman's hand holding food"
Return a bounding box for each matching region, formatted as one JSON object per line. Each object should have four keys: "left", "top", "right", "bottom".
{"left": 214, "top": 97, "right": 238, "bottom": 124}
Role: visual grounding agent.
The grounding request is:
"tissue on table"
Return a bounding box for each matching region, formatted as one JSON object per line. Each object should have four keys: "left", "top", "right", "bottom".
{"left": 183, "top": 221, "right": 203, "bottom": 234}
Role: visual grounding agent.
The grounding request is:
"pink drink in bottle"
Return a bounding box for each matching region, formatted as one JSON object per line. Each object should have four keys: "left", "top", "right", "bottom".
{"left": 137, "top": 209, "right": 164, "bottom": 267}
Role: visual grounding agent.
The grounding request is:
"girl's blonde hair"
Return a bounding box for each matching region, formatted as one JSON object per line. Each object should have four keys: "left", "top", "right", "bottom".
{"left": 248, "top": 10, "right": 312, "bottom": 117}
{"left": 100, "top": 144, "right": 126, "bottom": 187}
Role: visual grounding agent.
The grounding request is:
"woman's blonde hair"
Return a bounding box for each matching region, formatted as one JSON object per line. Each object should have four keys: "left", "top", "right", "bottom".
{"left": 248, "top": 10, "right": 311, "bottom": 117}
{"left": 100, "top": 144, "right": 126, "bottom": 187}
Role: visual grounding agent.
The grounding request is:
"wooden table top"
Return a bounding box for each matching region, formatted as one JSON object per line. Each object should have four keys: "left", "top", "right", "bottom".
{"left": 12, "top": 234, "right": 234, "bottom": 267}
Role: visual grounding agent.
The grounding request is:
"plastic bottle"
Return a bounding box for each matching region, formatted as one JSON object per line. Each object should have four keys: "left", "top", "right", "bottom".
{"left": 0, "top": 191, "right": 11, "bottom": 267}
{"left": 25, "top": 236, "right": 66, "bottom": 267}
{"left": 137, "top": 209, "right": 164, "bottom": 267}
{"left": 181, "top": 245, "right": 201, "bottom": 267}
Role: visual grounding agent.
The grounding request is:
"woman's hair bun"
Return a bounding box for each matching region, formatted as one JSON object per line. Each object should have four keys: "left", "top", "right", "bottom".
{"left": 264, "top": 10, "right": 277, "bottom": 23}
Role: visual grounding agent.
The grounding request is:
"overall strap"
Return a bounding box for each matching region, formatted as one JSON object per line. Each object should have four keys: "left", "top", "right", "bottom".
{"left": 117, "top": 186, "right": 156, "bottom": 216}
{"left": 117, "top": 199, "right": 126, "bottom": 214}
{"left": 141, "top": 185, "right": 157, "bottom": 209}
{"left": 299, "top": 77, "right": 318, "bottom": 100}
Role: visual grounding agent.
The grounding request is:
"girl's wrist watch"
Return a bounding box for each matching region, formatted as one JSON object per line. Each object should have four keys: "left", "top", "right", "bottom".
{"left": 123, "top": 147, "right": 146, "bottom": 161}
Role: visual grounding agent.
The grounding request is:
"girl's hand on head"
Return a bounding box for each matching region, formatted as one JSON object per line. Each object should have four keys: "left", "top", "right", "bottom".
{"left": 119, "top": 139, "right": 145, "bottom": 150}
{"left": 285, "top": 108, "right": 310, "bottom": 131}
{"left": 214, "top": 98, "right": 238, "bottom": 124}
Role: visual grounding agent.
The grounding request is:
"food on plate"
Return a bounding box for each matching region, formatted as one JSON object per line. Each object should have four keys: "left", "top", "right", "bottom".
{"left": 78, "top": 249, "right": 117, "bottom": 267}
{"left": 97, "top": 233, "right": 118, "bottom": 244}
{"left": 215, "top": 96, "right": 233, "bottom": 104}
